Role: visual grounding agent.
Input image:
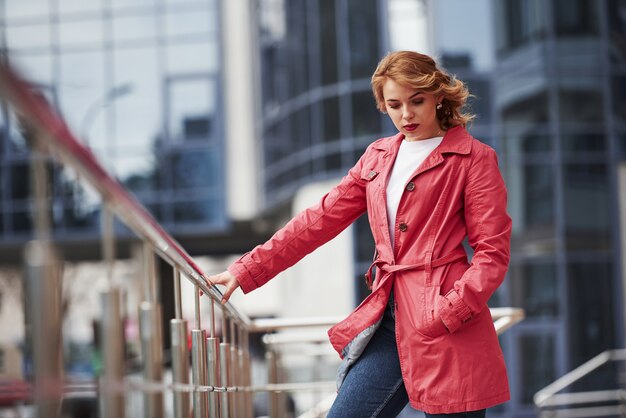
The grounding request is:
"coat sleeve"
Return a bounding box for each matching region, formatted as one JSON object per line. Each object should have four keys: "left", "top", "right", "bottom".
{"left": 438, "top": 144, "right": 512, "bottom": 334}
{"left": 227, "top": 153, "right": 369, "bottom": 294}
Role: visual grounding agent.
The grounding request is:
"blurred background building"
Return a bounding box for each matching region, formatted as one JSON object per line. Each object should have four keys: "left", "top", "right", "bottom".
{"left": 0, "top": 0, "right": 625, "bottom": 417}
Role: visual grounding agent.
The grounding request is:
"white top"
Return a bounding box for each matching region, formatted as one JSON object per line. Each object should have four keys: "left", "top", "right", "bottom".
{"left": 386, "top": 136, "right": 444, "bottom": 247}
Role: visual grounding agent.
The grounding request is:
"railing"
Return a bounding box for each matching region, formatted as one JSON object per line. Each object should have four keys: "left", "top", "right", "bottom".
{"left": 0, "top": 61, "right": 525, "bottom": 418}
{"left": 534, "top": 349, "right": 626, "bottom": 418}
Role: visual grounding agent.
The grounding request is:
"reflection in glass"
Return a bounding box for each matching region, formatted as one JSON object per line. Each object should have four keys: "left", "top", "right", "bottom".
{"left": 502, "top": 92, "right": 549, "bottom": 124}
{"left": 554, "top": 0, "right": 599, "bottom": 36}
{"left": 520, "top": 334, "right": 555, "bottom": 404}
{"left": 436, "top": 0, "right": 497, "bottom": 71}
{"left": 510, "top": 262, "right": 558, "bottom": 318}
{"left": 286, "top": 0, "right": 309, "bottom": 97}
{"left": 559, "top": 90, "right": 603, "bottom": 124}
{"left": 567, "top": 262, "right": 614, "bottom": 370}
{"left": 351, "top": 91, "right": 381, "bottom": 138}
{"left": 113, "top": 47, "right": 160, "bottom": 152}
{"left": 560, "top": 132, "right": 605, "bottom": 153}
{"left": 59, "top": 19, "right": 104, "bottom": 47}
{"left": 347, "top": 0, "right": 379, "bottom": 80}
{"left": 259, "top": 0, "right": 286, "bottom": 42}
{"left": 111, "top": 0, "right": 155, "bottom": 12}
{"left": 523, "top": 164, "right": 554, "bottom": 229}
{"left": 167, "top": 77, "right": 217, "bottom": 143}
{"left": 563, "top": 163, "right": 609, "bottom": 251}
{"left": 6, "top": 23, "right": 51, "bottom": 50}
{"left": 171, "top": 148, "right": 219, "bottom": 191}
{"left": 58, "top": 0, "right": 104, "bottom": 15}
{"left": 498, "top": 0, "right": 546, "bottom": 52}
{"left": 9, "top": 161, "right": 29, "bottom": 201}
{"left": 319, "top": 0, "right": 338, "bottom": 85}
{"left": 59, "top": 51, "right": 106, "bottom": 147}
{"left": 10, "top": 53, "right": 53, "bottom": 86}
{"left": 612, "top": 75, "right": 626, "bottom": 123}
{"left": 322, "top": 95, "right": 340, "bottom": 142}
{"left": 324, "top": 151, "right": 342, "bottom": 171}
{"left": 5, "top": 0, "right": 51, "bottom": 19}
{"left": 112, "top": 14, "right": 157, "bottom": 42}
{"left": 8, "top": 108, "right": 30, "bottom": 155}
{"left": 165, "top": 8, "right": 214, "bottom": 38}
{"left": 505, "top": 126, "right": 551, "bottom": 155}
{"left": 166, "top": 41, "right": 219, "bottom": 74}
{"left": 291, "top": 107, "right": 311, "bottom": 151}
{"left": 173, "top": 198, "right": 219, "bottom": 224}
{"left": 11, "top": 209, "right": 32, "bottom": 234}
{"left": 464, "top": 78, "right": 492, "bottom": 124}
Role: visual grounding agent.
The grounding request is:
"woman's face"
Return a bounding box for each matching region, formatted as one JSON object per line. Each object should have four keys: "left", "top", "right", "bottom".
{"left": 382, "top": 79, "right": 443, "bottom": 141}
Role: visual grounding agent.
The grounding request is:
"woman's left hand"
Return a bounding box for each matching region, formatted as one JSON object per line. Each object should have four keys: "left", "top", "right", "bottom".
{"left": 207, "top": 270, "right": 241, "bottom": 304}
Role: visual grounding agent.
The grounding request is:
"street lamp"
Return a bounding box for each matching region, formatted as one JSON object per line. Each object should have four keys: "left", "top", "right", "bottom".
{"left": 80, "top": 82, "right": 134, "bottom": 145}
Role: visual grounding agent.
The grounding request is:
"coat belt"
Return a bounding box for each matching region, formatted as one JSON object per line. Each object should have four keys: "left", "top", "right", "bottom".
{"left": 364, "top": 247, "right": 468, "bottom": 290}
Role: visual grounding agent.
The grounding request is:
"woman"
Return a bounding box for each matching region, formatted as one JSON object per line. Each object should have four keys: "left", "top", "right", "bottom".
{"left": 209, "top": 51, "right": 512, "bottom": 417}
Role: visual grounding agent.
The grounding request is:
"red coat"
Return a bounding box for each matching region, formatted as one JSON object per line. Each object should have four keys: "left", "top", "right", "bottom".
{"left": 228, "top": 125, "right": 512, "bottom": 414}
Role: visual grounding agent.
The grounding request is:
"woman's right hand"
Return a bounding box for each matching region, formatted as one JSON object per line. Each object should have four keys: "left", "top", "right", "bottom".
{"left": 207, "top": 270, "right": 241, "bottom": 304}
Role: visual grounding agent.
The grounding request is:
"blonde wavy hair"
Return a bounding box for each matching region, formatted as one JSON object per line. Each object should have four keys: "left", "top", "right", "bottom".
{"left": 371, "top": 51, "right": 474, "bottom": 129}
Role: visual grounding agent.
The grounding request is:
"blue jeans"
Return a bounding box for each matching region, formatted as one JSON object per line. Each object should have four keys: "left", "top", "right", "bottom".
{"left": 326, "top": 301, "right": 486, "bottom": 418}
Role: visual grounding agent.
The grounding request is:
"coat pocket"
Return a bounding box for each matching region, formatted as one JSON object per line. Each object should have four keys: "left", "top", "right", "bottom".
{"left": 415, "top": 285, "right": 449, "bottom": 339}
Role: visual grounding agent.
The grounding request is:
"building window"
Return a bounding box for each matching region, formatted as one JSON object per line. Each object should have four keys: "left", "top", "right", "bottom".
{"left": 554, "top": 0, "right": 600, "bottom": 36}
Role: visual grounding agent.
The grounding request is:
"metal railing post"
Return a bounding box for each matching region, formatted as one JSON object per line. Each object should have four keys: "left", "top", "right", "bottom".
{"left": 138, "top": 243, "right": 164, "bottom": 418}
{"left": 99, "top": 287, "right": 126, "bottom": 418}
{"left": 24, "top": 137, "right": 63, "bottom": 418}
{"left": 230, "top": 319, "right": 239, "bottom": 417}
{"left": 267, "top": 350, "right": 280, "bottom": 418}
{"left": 24, "top": 241, "right": 63, "bottom": 418}
{"left": 98, "top": 204, "right": 126, "bottom": 418}
{"left": 191, "top": 285, "right": 209, "bottom": 417}
{"left": 170, "top": 268, "right": 190, "bottom": 418}
{"left": 243, "top": 330, "right": 253, "bottom": 418}
{"left": 220, "top": 310, "right": 231, "bottom": 418}
{"left": 207, "top": 298, "right": 220, "bottom": 417}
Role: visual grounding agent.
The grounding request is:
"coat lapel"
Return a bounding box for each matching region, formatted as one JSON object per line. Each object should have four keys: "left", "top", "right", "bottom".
{"left": 406, "top": 125, "right": 473, "bottom": 180}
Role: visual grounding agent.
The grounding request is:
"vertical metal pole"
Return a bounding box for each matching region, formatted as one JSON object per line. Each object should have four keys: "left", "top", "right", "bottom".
{"left": 242, "top": 330, "right": 254, "bottom": 418}
{"left": 139, "top": 301, "right": 164, "bottom": 418}
{"left": 240, "top": 328, "right": 252, "bottom": 418}
{"left": 138, "top": 244, "right": 164, "bottom": 418}
{"left": 229, "top": 320, "right": 238, "bottom": 418}
{"left": 191, "top": 286, "right": 209, "bottom": 418}
{"left": 99, "top": 288, "right": 126, "bottom": 418}
{"left": 171, "top": 268, "right": 190, "bottom": 418}
{"left": 101, "top": 203, "right": 115, "bottom": 287}
{"left": 207, "top": 298, "right": 219, "bottom": 417}
{"left": 25, "top": 139, "right": 63, "bottom": 418}
{"left": 266, "top": 350, "right": 279, "bottom": 418}
{"left": 237, "top": 334, "right": 245, "bottom": 418}
{"left": 24, "top": 241, "right": 63, "bottom": 418}
{"left": 219, "top": 309, "right": 231, "bottom": 418}
{"left": 191, "top": 329, "right": 209, "bottom": 418}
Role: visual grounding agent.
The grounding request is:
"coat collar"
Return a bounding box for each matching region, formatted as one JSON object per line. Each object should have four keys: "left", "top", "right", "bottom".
{"left": 372, "top": 125, "right": 472, "bottom": 155}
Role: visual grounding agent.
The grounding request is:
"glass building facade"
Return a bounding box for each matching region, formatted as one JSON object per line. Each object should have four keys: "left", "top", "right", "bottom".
{"left": 256, "top": 0, "right": 388, "bottom": 207}
{"left": 493, "top": 0, "right": 623, "bottom": 415}
{"left": 0, "top": 0, "right": 227, "bottom": 253}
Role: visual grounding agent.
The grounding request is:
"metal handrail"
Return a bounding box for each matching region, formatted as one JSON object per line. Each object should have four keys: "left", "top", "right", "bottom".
{"left": 534, "top": 348, "right": 626, "bottom": 417}
{"left": 0, "top": 63, "right": 250, "bottom": 328}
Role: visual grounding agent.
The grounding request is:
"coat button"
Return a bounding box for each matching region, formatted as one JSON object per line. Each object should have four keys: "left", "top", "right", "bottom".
{"left": 398, "top": 222, "right": 408, "bottom": 232}
{"left": 406, "top": 182, "right": 415, "bottom": 191}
